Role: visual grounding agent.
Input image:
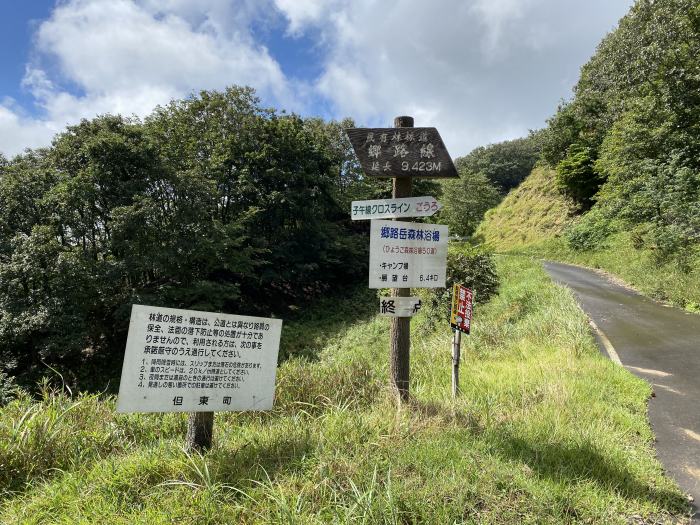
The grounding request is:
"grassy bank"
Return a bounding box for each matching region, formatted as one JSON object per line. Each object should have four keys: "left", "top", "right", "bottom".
{"left": 476, "top": 166, "right": 575, "bottom": 252}
{"left": 518, "top": 234, "right": 700, "bottom": 312}
{"left": 0, "top": 255, "right": 690, "bottom": 523}
{"left": 478, "top": 166, "right": 700, "bottom": 311}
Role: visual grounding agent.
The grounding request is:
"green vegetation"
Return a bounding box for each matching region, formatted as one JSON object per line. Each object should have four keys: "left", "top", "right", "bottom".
{"left": 455, "top": 136, "right": 542, "bottom": 195}
{"left": 478, "top": 167, "right": 700, "bottom": 310}
{"left": 0, "top": 254, "right": 690, "bottom": 523}
{"left": 476, "top": 0, "right": 700, "bottom": 311}
{"left": 439, "top": 170, "right": 500, "bottom": 238}
{"left": 540, "top": 0, "right": 700, "bottom": 263}
{"left": 439, "top": 135, "right": 542, "bottom": 237}
{"left": 476, "top": 166, "right": 576, "bottom": 252}
{"left": 0, "top": 87, "right": 413, "bottom": 390}
{"left": 531, "top": 234, "right": 700, "bottom": 312}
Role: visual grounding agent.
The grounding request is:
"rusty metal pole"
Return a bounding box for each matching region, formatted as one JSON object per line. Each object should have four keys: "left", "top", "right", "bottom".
{"left": 390, "top": 115, "right": 413, "bottom": 403}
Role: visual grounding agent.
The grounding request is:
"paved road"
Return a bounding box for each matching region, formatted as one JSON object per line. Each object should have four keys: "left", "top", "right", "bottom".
{"left": 544, "top": 261, "right": 700, "bottom": 521}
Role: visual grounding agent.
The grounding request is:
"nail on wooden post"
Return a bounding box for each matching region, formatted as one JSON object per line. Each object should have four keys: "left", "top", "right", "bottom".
{"left": 186, "top": 411, "right": 214, "bottom": 451}
{"left": 390, "top": 115, "right": 413, "bottom": 403}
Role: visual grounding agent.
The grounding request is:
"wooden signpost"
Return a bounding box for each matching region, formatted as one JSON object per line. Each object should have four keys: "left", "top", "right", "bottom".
{"left": 346, "top": 116, "right": 458, "bottom": 402}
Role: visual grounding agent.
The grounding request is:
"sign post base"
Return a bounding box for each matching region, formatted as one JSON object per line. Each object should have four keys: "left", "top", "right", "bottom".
{"left": 186, "top": 411, "right": 214, "bottom": 451}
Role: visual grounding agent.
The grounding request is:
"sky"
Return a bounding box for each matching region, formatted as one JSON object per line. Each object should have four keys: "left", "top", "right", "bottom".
{"left": 0, "top": 0, "right": 634, "bottom": 159}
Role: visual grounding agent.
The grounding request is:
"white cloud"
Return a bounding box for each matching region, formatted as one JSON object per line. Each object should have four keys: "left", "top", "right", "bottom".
{"left": 1, "top": 0, "right": 633, "bottom": 159}
{"left": 273, "top": 0, "right": 330, "bottom": 35}
{"left": 1, "top": 0, "right": 295, "bottom": 157}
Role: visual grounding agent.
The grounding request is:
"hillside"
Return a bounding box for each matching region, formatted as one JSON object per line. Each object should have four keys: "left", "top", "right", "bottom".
{"left": 0, "top": 253, "right": 690, "bottom": 523}
{"left": 476, "top": 166, "right": 575, "bottom": 252}
{"left": 478, "top": 0, "right": 700, "bottom": 311}
{"left": 478, "top": 167, "right": 700, "bottom": 310}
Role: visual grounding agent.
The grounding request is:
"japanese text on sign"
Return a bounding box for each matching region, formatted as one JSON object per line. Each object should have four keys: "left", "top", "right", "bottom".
{"left": 345, "top": 127, "right": 458, "bottom": 179}
{"left": 369, "top": 219, "right": 448, "bottom": 288}
{"left": 116, "top": 305, "right": 282, "bottom": 413}
{"left": 450, "top": 285, "right": 474, "bottom": 335}
{"left": 351, "top": 196, "right": 442, "bottom": 220}
{"left": 379, "top": 297, "right": 422, "bottom": 317}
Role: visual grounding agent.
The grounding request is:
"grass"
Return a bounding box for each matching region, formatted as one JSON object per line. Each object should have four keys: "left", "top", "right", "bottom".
{"left": 477, "top": 166, "right": 700, "bottom": 310}
{"left": 518, "top": 233, "right": 700, "bottom": 312}
{"left": 0, "top": 253, "right": 691, "bottom": 523}
{"left": 476, "top": 165, "right": 576, "bottom": 252}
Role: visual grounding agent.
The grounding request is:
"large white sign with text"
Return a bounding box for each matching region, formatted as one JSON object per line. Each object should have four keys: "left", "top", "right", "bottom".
{"left": 116, "top": 305, "right": 282, "bottom": 413}
{"left": 369, "top": 219, "right": 448, "bottom": 288}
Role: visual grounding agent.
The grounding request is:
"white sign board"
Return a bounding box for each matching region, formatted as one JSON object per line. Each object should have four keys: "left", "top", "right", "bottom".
{"left": 379, "top": 296, "right": 422, "bottom": 317}
{"left": 351, "top": 196, "right": 442, "bottom": 220}
{"left": 116, "top": 305, "right": 282, "bottom": 413}
{"left": 369, "top": 219, "right": 448, "bottom": 288}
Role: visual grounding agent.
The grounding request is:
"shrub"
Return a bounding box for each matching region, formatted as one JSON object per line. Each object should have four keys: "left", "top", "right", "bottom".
{"left": 419, "top": 245, "right": 500, "bottom": 326}
{"left": 0, "top": 370, "right": 18, "bottom": 406}
{"left": 555, "top": 144, "right": 605, "bottom": 209}
{"left": 565, "top": 207, "right": 615, "bottom": 251}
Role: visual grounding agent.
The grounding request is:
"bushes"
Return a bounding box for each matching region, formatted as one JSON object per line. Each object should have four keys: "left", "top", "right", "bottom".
{"left": 555, "top": 144, "right": 605, "bottom": 209}
{"left": 420, "top": 244, "right": 500, "bottom": 326}
{"left": 566, "top": 207, "right": 615, "bottom": 251}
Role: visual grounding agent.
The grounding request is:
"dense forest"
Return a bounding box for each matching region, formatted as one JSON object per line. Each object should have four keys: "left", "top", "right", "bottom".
{"left": 0, "top": 87, "right": 445, "bottom": 388}
{"left": 540, "top": 0, "right": 700, "bottom": 263}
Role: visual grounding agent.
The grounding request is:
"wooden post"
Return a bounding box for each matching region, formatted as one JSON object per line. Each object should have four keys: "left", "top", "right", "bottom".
{"left": 451, "top": 330, "right": 461, "bottom": 399}
{"left": 390, "top": 115, "right": 413, "bottom": 403}
{"left": 186, "top": 411, "right": 214, "bottom": 451}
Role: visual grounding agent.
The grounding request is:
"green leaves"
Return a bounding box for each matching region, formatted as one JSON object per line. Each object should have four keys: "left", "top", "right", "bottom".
{"left": 0, "top": 88, "right": 371, "bottom": 389}
{"left": 542, "top": 0, "right": 700, "bottom": 262}
{"left": 555, "top": 144, "right": 604, "bottom": 209}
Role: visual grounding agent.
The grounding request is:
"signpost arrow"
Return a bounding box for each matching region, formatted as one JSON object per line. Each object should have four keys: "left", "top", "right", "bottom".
{"left": 351, "top": 196, "right": 442, "bottom": 220}
{"left": 345, "top": 127, "right": 458, "bottom": 179}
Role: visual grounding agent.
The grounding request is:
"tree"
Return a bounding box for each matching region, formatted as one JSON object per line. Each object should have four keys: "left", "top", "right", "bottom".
{"left": 439, "top": 168, "right": 501, "bottom": 238}
{"left": 455, "top": 136, "right": 541, "bottom": 194}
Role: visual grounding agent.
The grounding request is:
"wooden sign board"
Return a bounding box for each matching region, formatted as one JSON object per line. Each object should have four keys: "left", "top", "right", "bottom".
{"left": 116, "top": 304, "right": 282, "bottom": 413}
{"left": 450, "top": 285, "right": 474, "bottom": 335}
{"left": 345, "top": 127, "right": 458, "bottom": 178}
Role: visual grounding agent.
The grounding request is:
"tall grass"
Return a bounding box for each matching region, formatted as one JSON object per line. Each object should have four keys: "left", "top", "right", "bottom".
{"left": 0, "top": 255, "right": 690, "bottom": 523}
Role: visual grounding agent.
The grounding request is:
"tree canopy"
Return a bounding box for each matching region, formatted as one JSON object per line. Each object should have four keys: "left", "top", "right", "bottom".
{"left": 541, "top": 0, "right": 700, "bottom": 261}
{"left": 0, "top": 87, "right": 377, "bottom": 389}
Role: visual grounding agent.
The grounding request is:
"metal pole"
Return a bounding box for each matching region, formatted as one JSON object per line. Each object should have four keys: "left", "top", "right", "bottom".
{"left": 390, "top": 115, "right": 413, "bottom": 403}
{"left": 452, "top": 330, "right": 461, "bottom": 399}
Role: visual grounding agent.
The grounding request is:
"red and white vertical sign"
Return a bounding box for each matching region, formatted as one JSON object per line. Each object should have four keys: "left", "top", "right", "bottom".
{"left": 450, "top": 284, "right": 474, "bottom": 335}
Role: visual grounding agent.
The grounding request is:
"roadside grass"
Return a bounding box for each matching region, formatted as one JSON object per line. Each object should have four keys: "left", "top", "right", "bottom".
{"left": 477, "top": 166, "right": 700, "bottom": 310}
{"left": 0, "top": 255, "right": 690, "bottom": 523}
{"left": 519, "top": 233, "right": 700, "bottom": 312}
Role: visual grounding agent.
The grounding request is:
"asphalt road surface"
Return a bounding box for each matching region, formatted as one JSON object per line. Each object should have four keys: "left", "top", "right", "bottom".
{"left": 544, "top": 261, "right": 700, "bottom": 522}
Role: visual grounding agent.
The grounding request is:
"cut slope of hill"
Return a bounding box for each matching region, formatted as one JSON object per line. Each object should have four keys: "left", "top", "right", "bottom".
{"left": 0, "top": 253, "right": 689, "bottom": 523}
{"left": 476, "top": 166, "right": 576, "bottom": 252}
{"left": 477, "top": 167, "right": 700, "bottom": 310}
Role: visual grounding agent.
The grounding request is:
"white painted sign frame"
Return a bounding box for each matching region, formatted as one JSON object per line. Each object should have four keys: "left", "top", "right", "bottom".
{"left": 116, "top": 305, "right": 282, "bottom": 413}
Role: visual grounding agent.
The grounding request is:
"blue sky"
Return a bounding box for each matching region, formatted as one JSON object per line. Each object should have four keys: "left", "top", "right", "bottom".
{"left": 0, "top": 0, "right": 634, "bottom": 158}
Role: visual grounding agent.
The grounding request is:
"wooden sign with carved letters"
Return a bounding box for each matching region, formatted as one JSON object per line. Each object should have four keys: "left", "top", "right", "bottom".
{"left": 345, "top": 127, "right": 458, "bottom": 178}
